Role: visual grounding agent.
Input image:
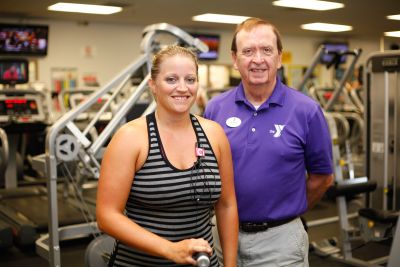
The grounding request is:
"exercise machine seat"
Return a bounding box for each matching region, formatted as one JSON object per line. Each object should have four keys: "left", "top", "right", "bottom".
{"left": 359, "top": 208, "right": 399, "bottom": 224}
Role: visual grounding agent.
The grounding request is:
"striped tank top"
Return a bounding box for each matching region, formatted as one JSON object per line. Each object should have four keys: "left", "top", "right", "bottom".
{"left": 109, "top": 112, "right": 221, "bottom": 266}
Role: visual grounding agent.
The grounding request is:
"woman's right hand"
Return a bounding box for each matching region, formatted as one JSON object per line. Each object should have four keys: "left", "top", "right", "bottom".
{"left": 166, "top": 238, "right": 212, "bottom": 265}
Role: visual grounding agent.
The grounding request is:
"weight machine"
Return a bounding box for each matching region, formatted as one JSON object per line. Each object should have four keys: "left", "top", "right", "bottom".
{"left": 300, "top": 45, "right": 365, "bottom": 177}
{"left": 311, "top": 111, "right": 397, "bottom": 267}
{"left": 310, "top": 50, "right": 400, "bottom": 267}
{"left": 365, "top": 51, "right": 400, "bottom": 212}
{"left": 365, "top": 50, "right": 400, "bottom": 267}
{"left": 299, "top": 45, "right": 362, "bottom": 112}
{"left": 34, "top": 23, "right": 208, "bottom": 267}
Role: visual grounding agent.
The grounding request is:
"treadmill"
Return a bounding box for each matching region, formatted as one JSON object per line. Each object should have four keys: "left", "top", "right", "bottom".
{"left": 0, "top": 60, "right": 91, "bottom": 248}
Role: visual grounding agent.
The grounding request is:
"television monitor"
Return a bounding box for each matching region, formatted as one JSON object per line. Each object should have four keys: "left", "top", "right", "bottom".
{"left": 0, "top": 23, "right": 49, "bottom": 56}
{"left": 191, "top": 33, "right": 220, "bottom": 60}
{"left": 321, "top": 42, "right": 349, "bottom": 65}
{"left": 0, "top": 58, "right": 29, "bottom": 85}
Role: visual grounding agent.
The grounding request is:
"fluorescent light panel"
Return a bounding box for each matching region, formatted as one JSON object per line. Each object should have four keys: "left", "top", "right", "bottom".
{"left": 301, "top": 22, "right": 352, "bottom": 32}
{"left": 272, "top": 0, "right": 344, "bottom": 11}
{"left": 384, "top": 31, "right": 400, "bottom": 38}
{"left": 48, "top": 2, "right": 122, "bottom": 15}
{"left": 387, "top": 14, "right": 400, "bottom": 20}
{"left": 192, "top": 13, "right": 250, "bottom": 24}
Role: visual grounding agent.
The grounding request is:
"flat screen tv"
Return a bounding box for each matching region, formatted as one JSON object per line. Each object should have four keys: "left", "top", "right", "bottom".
{"left": 0, "top": 58, "right": 29, "bottom": 85}
{"left": 321, "top": 42, "right": 349, "bottom": 65}
{"left": 0, "top": 23, "right": 49, "bottom": 56}
{"left": 191, "top": 33, "right": 220, "bottom": 60}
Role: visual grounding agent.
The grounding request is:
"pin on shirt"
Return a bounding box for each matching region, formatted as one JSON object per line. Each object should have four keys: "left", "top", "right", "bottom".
{"left": 195, "top": 147, "right": 205, "bottom": 157}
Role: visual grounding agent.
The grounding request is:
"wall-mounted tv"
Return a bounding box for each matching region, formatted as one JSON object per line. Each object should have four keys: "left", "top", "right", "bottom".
{"left": 321, "top": 42, "right": 349, "bottom": 65}
{"left": 191, "top": 33, "right": 220, "bottom": 60}
{"left": 0, "top": 58, "right": 29, "bottom": 85}
{"left": 0, "top": 23, "right": 49, "bottom": 56}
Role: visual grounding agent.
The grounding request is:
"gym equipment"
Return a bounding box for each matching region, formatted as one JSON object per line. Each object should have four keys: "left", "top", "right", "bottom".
{"left": 0, "top": 127, "right": 8, "bottom": 180}
{"left": 0, "top": 88, "right": 48, "bottom": 188}
{"left": 0, "top": 88, "right": 47, "bottom": 248}
{"left": 35, "top": 23, "right": 208, "bottom": 267}
{"left": 311, "top": 112, "right": 398, "bottom": 266}
{"left": 0, "top": 128, "right": 13, "bottom": 250}
{"left": 84, "top": 234, "right": 115, "bottom": 267}
{"left": 365, "top": 51, "right": 400, "bottom": 211}
{"left": 299, "top": 45, "right": 362, "bottom": 112}
{"left": 388, "top": 216, "right": 400, "bottom": 267}
{"left": 0, "top": 218, "right": 13, "bottom": 250}
{"left": 365, "top": 50, "right": 400, "bottom": 266}
{"left": 310, "top": 52, "right": 400, "bottom": 265}
{"left": 0, "top": 85, "right": 93, "bottom": 250}
{"left": 349, "top": 88, "right": 364, "bottom": 113}
{"left": 194, "top": 252, "right": 210, "bottom": 267}
{"left": 59, "top": 89, "right": 113, "bottom": 122}
{"left": 301, "top": 45, "right": 365, "bottom": 167}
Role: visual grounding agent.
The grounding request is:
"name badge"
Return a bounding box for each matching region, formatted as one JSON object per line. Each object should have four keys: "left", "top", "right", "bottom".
{"left": 226, "top": 117, "right": 241, "bottom": 128}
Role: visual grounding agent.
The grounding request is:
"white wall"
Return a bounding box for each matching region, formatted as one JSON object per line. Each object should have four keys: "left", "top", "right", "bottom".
{"left": 40, "top": 20, "right": 144, "bottom": 89}
{"left": 0, "top": 18, "right": 383, "bottom": 91}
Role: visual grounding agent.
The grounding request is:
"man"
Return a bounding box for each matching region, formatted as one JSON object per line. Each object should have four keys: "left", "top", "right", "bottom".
{"left": 204, "top": 17, "right": 333, "bottom": 266}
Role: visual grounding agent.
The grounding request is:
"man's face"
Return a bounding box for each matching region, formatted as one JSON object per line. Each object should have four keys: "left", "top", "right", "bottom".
{"left": 232, "top": 25, "right": 282, "bottom": 88}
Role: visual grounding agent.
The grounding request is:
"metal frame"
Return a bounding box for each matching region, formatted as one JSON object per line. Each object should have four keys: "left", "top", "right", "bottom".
{"left": 298, "top": 45, "right": 362, "bottom": 112}
{"left": 388, "top": 216, "right": 400, "bottom": 267}
{"left": 314, "top": 113, "right": 389, "bottom": 267}
{"left": 365, "top": 51, "right": 400, "bottom": 211}
{"left": 0, "top": 127, "right": 9, "bottom": 183}
{"left": 365, "top": 50, "right": 400, "bottom": 267}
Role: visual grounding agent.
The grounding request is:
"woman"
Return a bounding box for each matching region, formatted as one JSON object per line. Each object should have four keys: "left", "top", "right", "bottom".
{"left": 97, "top": 45, "right": 238, "bottom": 266}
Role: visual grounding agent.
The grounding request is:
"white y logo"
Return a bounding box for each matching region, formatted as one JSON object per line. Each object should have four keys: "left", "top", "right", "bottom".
{"left": 273, "top": 124, "right": 285, "bottom": 137}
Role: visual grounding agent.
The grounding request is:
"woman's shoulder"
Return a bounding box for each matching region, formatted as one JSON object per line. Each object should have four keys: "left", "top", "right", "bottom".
{"left": 195, "top": 115, "right": 221, "bottom": 129}
{"left": 113, "top": 116, "right": 148, "bottom": 141}
{"left": 195, "top": 115, "right": 226, "bottom": 139}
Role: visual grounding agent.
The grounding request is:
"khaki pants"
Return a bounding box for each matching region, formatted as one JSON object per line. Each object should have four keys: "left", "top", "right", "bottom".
{"left": 212, "top": 217, "right": 309, "bottom": 267}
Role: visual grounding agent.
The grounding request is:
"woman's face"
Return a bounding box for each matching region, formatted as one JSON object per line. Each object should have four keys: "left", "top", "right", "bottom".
{"left": 149, "top": 54, "right": 198, "bottom": 114}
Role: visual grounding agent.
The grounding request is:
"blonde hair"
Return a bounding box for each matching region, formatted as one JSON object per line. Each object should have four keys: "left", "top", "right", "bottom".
{"left": 151, "top": 45, "right": 199, "bottom": 80}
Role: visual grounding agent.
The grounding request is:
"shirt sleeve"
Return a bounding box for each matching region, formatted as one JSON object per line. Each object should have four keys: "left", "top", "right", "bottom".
{"left": 305, "top": 105, "right": 333, "bottom": 174}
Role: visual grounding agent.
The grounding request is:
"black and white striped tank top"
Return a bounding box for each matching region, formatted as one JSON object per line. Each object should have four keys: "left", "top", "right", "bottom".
{"left": 109, "top": 112, "right": 221, "bottom": 266}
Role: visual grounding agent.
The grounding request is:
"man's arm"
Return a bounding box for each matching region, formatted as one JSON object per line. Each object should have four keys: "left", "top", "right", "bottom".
{"left": 306, "top": 173, "right": 334, "bottom": 210}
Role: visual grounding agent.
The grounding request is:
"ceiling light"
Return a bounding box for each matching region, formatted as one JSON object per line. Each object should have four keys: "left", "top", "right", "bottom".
{"left": 273, "top": 0, "right": 344, "bottom": 11}
{"left": 387, "top": 14, "right": 400, "bottom": 20}
{"left": 48, "top": 2, "right": 122, "bottom": 15}
{"left": 384, "top": 31, "right": 400, "bottom": 38}
{"left": 301, "top": 22, "right": 352, "bottom": 32}
{"left": 192, "top": 13, "right": 250, "bottom": 24}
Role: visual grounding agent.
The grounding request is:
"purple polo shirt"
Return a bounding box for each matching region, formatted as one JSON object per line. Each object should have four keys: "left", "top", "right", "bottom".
{"left": 204, "top": 79, "right": 333, "bottom": 222}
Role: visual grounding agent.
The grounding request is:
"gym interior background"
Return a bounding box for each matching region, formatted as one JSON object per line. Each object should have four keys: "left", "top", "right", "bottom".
{"left": 0, "top": 1, "right": 399, "bottom": 266}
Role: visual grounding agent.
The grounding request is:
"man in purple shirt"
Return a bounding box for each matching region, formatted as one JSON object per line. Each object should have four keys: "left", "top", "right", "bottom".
{"left": 204, "top": 17, "right": 333, "bottom": 266}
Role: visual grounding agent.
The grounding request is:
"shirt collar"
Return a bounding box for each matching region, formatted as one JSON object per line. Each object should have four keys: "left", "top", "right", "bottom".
{"left": 235, "top": 77, "right": 286, "bottom": 108}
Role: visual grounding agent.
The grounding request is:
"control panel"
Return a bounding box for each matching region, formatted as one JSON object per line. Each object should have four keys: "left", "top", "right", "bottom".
{"left": 0, "top": 94, "right": 45, "bottom": 123}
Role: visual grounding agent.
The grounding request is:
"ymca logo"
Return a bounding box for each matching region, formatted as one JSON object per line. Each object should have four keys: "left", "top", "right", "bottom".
{"left": 269, "top": 124, "right": 286, "bottom": 137}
